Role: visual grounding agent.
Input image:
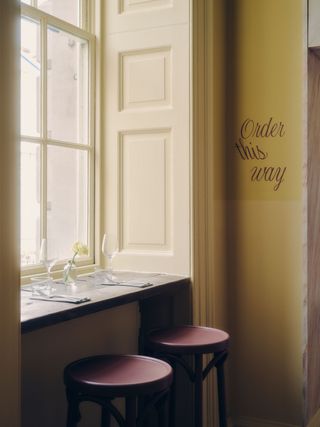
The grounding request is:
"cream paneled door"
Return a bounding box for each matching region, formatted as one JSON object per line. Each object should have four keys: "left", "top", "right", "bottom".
{"left": 103, "top": 1, "right": 190, "bottom": 275}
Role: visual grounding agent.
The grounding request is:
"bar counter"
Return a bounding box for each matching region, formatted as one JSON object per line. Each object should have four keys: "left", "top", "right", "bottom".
{"left": 21, "top": 272, "right": 190, "bottom": 334}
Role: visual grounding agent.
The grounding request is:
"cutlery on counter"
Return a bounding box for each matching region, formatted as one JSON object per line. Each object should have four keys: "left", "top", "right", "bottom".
{"left": 30, "top": 294, "right": 90, "bottom": 304}
{"left": 100, "top": 282, "right": 153, "bottom": 288}
{"left": 28, "top": 288, "right": 90, "bottom": 303}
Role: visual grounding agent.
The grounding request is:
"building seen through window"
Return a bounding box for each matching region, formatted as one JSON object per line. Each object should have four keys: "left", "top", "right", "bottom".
{"left": 20, "top": 0, "right": 94, "bottom": 271}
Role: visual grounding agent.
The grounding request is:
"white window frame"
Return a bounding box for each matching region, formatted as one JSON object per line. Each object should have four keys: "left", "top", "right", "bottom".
{"left": 20, "top": 2, "right": 96, "bottom": 279}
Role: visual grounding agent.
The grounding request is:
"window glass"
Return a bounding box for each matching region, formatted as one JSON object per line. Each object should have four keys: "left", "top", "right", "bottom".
{"left": 47, "top": 26, "right": 89, "bottom": 144}
{"left": 21, "top": 17, "right": 40, "bottom": 137}
{"left": 21, "top": 141, "right": 41, "bottom": 266}
{"left": 47, "top": 145, "right": 88, "bottom": 260}
{"left": 38, "top": 0, "right": 80, "bottom": 27}
{"left": 20, "top": 1, "right": 93, "bottom": 273}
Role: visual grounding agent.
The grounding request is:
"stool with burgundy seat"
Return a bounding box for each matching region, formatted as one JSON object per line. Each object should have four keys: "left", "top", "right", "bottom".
{"left": 147, "top": 325, "right": 229, "bottom": 427}
{"left": 64, "top": 354, "right": 173, "bottom": 427}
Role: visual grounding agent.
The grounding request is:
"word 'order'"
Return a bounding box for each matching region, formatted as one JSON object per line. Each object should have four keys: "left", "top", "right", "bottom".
{"left": 241, "top": 117, "right": 285, "bottom": 140}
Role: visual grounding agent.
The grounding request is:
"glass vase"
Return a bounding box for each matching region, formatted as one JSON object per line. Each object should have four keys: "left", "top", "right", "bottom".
{"left": 63, "top": 260, "right": 77, "bottom": 285}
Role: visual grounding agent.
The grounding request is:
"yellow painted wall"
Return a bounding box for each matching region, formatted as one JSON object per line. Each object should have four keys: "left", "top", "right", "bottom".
{"left": 20, "top": 1, "right": 307, "bottom": 427}
{"left": 0, "top": 1, "right": 21, "bottom": 426}
{"left": 223, "top": 1, "right": 306, "bottom": 425}
{"left": 194, "top": 1, "right": 306, "bottom": 425}
{"left": 22, "top": 304, "right": 140, "bottom": 427}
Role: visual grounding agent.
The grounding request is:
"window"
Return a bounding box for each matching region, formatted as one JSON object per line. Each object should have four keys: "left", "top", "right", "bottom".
{"left": 20, "top": 1, "right": 95, "bottom": 273}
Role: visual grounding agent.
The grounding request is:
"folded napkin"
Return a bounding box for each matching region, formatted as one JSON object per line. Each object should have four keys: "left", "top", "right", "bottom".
{"left": 30, "top": 295, "right": 90, "bottom": 304}
{"left": 101, "top": 281, "right": 153, "bottom": 288}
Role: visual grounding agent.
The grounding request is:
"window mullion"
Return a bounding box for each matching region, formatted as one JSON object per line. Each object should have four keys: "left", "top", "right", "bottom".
{"left": 20, "top": 1, "right": 96, "bottom": 274}
{"left": 88, "top": 34, "right": 95, "bottom": 263}
{"left": 80, "top": 0, "right": 85, "bottom": 30}
{"left": 40, "top": 16, "right": 47, "bottom": 241}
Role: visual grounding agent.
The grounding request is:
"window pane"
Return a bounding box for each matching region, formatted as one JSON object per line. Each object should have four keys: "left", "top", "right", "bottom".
{"left": 47, "top": 146, "right": 88, "bottom": 260}
{"left": 38, "top": 0, "right": 80, "bottom": 27}
{"left": 21, "top": 142, "right": 41, "bottom": 266}
{"left": 21, "top": 17, "right": 40, "bottom": 137}
{"left": 47, "top": 26, "right": 89, "bottom": 144}
{"left": 22, "top": 0, "right": 32, "bottom": 4}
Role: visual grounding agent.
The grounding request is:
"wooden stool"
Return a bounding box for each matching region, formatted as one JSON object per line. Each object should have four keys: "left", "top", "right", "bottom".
{"left": 147, "top": 326, "right": 229, "bottom": 427}
{"left": 64, "top": 354, "right": 173, "bottom": 427}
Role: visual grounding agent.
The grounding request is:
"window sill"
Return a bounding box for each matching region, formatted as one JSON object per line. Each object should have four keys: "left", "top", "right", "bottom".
{"left": 21, "top": 272, "right": 190, "bottom": 334}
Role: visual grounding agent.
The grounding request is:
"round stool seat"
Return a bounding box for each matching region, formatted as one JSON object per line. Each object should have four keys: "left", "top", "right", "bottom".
{"left": 64, "top": 354, "right": 173, "bottom": 398}
{"left": 147, "top": 325, "right": 229, "bottom": 427}
{"left": 148, "top": 325, "right": 229, "bottom": 355}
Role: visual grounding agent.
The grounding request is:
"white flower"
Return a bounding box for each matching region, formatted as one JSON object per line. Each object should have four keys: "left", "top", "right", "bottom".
{"left": 64, "top": 241, "right": 89, "bottom": 284}
{"left": 72, "top": 241, "right": 89, "bottom": 256}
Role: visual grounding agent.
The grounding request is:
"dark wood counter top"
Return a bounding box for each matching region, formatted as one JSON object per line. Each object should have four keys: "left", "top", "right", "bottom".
{"left": 21, "top": 272, "right": 190, "bottom": 334}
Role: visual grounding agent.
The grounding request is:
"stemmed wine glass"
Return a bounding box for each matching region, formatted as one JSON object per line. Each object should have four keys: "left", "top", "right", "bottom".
{"left": 39, "top": 238, "right": 58, "bottom": 281}
{"left": 101, "top": 233, "right": 118, "bottom": 281}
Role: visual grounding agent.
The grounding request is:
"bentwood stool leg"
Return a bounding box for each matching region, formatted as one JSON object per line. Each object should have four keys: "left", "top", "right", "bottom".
{"left": 66, "top": 389, "right": 81, "bottom": 427}
{"left": 216, "top": 359, "right": 227, "bottom": 427}
{"left": 155, "top": 391, "right": 169, "bottom": 427}
{"left": 139, "top": 398, "right": 148, "bottom": 427}
{"left": 157, "top": 402, "right": 166, "bottom": 427}
{"left": 194, "top": 354, "right": 203, "bottom": 427}
{"left": 168, "top": 360, "right": 176, "bottom": 427}
{"left": 101, "top": 405, "right": 111, "bottom": 427}
{"left": 126, "top": 396, "right": 137, "bottom": 427}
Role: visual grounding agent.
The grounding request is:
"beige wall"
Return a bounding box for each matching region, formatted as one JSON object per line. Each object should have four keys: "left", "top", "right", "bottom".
{"left": 194, "top": 0, "right": 306, "bottom": 426}
{"left": 0, "top": 1, "right": 21, "bottom": 426}
{"left": 221, "top": 1, "right": 305, "bottom": 426}
{"left": 22, "top": 303, "right": 140, "bottom": 427}
{"left": 20, "top": 1, "right": 308, "bottom": 427}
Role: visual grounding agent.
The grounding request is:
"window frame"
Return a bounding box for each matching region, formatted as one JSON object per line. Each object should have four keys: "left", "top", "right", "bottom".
{"left": 20, "top": 2, "right": 96, "bottom": 280}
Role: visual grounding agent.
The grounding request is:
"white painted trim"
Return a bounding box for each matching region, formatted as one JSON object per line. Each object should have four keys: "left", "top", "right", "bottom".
{"left": 20, "top": 1, "right": 97, "bottom": 276}
{"left": 40, "top": 14, "right": 48, "bottom": 241}
{"left": 21, "top": 3, "right": 93, "bottom": 38}
{"left": 93, "top": 0, "right": 101, "bottom": 268}
{"left": 232, "top": 416, "right": 299, "bottom": 427}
